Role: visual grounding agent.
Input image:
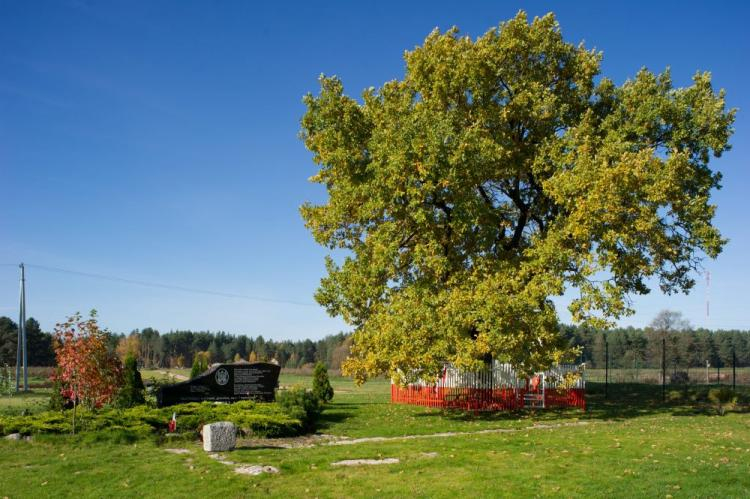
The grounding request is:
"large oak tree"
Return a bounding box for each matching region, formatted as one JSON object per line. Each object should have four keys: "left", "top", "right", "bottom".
{"left": 300, "top": 12, "right": 735, "bottom": 383}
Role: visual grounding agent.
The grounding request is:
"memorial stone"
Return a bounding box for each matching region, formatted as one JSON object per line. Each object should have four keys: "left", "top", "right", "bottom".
{"left": 157, "top": 361, "right": 280, "bottom": 407}
{"left": 202, "top": 421, "right": 236, "bottom": 452}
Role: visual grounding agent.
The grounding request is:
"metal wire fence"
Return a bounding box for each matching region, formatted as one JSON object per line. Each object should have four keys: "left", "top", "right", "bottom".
{"left": 593, "top": 338, "right": 748, "bottom": 401}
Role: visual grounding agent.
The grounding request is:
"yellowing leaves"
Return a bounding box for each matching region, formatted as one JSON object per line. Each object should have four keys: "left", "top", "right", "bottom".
{"left": 301, "top": 11, "right": 733, "bottom": 381}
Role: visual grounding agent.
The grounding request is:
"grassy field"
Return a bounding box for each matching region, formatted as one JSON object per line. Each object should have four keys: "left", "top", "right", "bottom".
{"left": 1, "top": 375, "right": 749, "bottom": 498}
{"left": 585, "top": 367, "right": 750, "bottom": 385}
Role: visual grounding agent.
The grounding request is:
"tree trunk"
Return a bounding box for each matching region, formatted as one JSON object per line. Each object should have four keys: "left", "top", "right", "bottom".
{"left": 72, "top": 388, "right": 77, "bottom": 434}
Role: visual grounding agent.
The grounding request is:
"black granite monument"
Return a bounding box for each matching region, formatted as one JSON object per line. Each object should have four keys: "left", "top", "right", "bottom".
{"left": 157, "top": 361, "right": 281, "bottom": 407}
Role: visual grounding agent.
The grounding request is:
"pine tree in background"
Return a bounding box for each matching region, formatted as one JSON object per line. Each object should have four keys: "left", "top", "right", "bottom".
{"left": 190, "top": 355, "right": 201, "bottom": 379}
{"left": 312, "top": 362, "right": 334, "bottom": 403}
{"left": 117, "top": 354, "right": 145, "bottom": 408}
{"left": 189, "top": 351, "right": 211, "bottom": 378}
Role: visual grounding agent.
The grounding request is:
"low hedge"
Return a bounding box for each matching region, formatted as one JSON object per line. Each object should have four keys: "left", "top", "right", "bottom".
{"left": 0, "top": 398, "right": 310, "bottom": 439}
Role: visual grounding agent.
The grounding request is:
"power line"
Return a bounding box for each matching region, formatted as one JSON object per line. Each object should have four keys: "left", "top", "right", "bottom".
{"left": 19, "top": 263, "right": 318, "bottom": 307}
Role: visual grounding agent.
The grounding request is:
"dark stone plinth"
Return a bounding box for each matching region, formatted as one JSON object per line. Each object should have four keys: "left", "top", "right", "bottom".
{"left": 157, "top": 361, "right": 280, "bottom": 407}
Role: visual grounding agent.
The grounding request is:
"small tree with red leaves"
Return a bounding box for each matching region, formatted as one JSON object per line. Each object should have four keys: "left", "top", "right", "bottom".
{"left": 51, "top": 311, "right": 123, "bottom": 432}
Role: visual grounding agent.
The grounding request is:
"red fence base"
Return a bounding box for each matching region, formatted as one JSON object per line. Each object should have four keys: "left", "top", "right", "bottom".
{"left": 391, "top": 385, "right": 585, "bottom": 411}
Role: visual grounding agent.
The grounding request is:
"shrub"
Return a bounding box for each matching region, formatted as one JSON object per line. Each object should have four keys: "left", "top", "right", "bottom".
{"left": 667, "top": 390, "right": 684, "bottom": 403}
{"left": 117, "top": 355, "right": 145, "bottom": 408}
{"left": 0, "top": 400, "right": 306, "bottom": 439}
{"left": 190, "top": 352, "right": 210, "bottom": 379}
{"left": 52, "top": 311, "right": 123, "bottom": 409}
{"left": 48, "top": 371, "right": 70, "bottom": 411}
{"left": 277, "top": 387, "right": 322, "bottom": 432}
{"left": 312, "top": 362, "right": 334, "bottom": 403}
{"left": 0, "top": 364, "right": 12, "bottom": 397}
{"left": 689, "top": 387, "right": 710, "bottom": 403}
{"left": 708, "top": 387, "right": 737, "bottom": 416}
{"left": 190, "top": 358, "right": 202, "bottom": 379}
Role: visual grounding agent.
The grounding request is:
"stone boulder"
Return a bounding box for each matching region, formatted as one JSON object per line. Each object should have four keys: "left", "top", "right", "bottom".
{"left": 202, "top": 422, "right": 237, "bottom": 452}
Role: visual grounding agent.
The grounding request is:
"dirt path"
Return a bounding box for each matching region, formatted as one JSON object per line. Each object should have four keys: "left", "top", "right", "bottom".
{"left": 165, "top": 421, "right": 597, "bottom": 474}
{"left": 237, "top": 421, "right": 593, "bottom": 450}
{"left": 324, "top": 421, "right": 591, "bottom": 446}
{"left": 159, "top": 371, "right": 189, "bottom": 381}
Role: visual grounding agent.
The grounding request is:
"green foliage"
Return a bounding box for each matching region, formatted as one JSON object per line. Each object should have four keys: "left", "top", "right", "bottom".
{"left": 142, "top": 375, "right": 176, "bottom": 407}
{"left": 159, "top": 401, "right": 305, "bottom": 438}
{"left": 117, "top": 355, "right": 145, "bottom": 408}
{"left": 48, "top": 368, "right": 68, "bottom": 411}
{"left": 0, "top": 316, "right": 55, "bottom": 366}
{"left": 189, "top": 352, "right": 210, "bottom": 379}
{"left": 0, "top": 364, "right": 12, "bottom": 397}
{"left": 300, "top": 12, "right": 735, "bottom": 383}
{"left": 0, "top": 399, "right": 312, "bottom": 439}
{"left": 667, "top": 390, "right": 684, "bottom": 403}
{"left": 708, "top": 387, "right": 737, "bottom": 415}
{"left": 312, "top": 362, "right": 334, "bottom": 402}
{"left": 0, "top": 312, "right": 354, "bottom": 371}
{"left": 190, "top": 356, "right": 201, "bottom": 379}
{"left": 276, "top": 387, "right": 322, "bottom": 432}
{"left": 561, "top": 318, "right": 750, "bottom": 371}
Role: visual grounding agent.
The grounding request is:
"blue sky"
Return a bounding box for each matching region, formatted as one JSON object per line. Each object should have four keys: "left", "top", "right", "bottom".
{"left": 1, "top": 1, "right": 748, "bottom": 338}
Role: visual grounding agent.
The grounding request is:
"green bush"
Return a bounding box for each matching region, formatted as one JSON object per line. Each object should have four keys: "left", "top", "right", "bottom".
{"left": 116, "top": 355, "right": 145, "bottom": 408}
{"left": 708, "top": 387, "right": 737, "bottom": 416}
{"left": 277, "top": 387, "right": 322, "bottom": 432}
{"left": 190, "top": 353, "right": 209, "bottom": 379}
{"left": 143, "top": 376, "right": 174, "bottom": 407}
{"left": 0, "top": 400, "right": 306, "bottom": 439}
{"left": 190, "top": 357, "right": 202, "bottom": 379}
{"left": 312, "top": 362, "right": 334, "bottom": 403}
{"left": 48, "top": 373, "right": 67, "bottom": 411}
{"left": 0, "top": 364, "right": 13, "bottom": 397}
{"left": 667, "top": 390, "right": 684, "bottom": 403}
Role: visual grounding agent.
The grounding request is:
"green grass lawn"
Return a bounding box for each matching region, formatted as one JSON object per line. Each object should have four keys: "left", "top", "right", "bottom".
{"left": 1, "top": 376, "right": 749, "bottom": 498}
{"left": 0, "top": 389, "right": 51, "bottom": 416}
{"left": 140, "top": 368, "right": 192, "bottom": 382}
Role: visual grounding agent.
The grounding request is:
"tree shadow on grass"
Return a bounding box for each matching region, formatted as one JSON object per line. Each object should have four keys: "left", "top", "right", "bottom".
{"left": 326, "top": 402, "right": 361, "bottom": 408}
{"left": 235, "top": 444, "right": 288, "bottom": 450}
{"left": 313, "top": 383, "right": 750, "bottom": 434}
{"left": 584, "top": 382, "right": 750, "bottom": 420}
{"left": 408, "top": 382, "right": 746, "bottom": 424}
{"left": 316, "top": 409, "right": 357, "bottom": 431}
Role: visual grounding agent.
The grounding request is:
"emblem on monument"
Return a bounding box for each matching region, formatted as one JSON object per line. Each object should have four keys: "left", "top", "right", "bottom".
{"left": 215, "top": 368, "right": 230, "bottom": 386}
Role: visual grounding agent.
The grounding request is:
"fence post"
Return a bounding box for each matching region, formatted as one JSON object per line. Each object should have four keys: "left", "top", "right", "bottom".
{"left": 661, "top": 338, "right": 666, "bottom": 403}
{"left": 717, "top": 361, "right": 720, "bottom": 385}
{"left": 705, "top": 360, "right": 709, "bottom": 385}
{"left": 604, "top": 340, "right": 609, "bottom": 400}
{"left": 732, "top": 347, "right": 736, "bottom": 391}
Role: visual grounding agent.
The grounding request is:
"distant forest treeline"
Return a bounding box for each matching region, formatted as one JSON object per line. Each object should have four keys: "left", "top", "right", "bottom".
{"left": 0, "top": 316, "right": 351, "bottom": 370}
{"left": 560, "top": 325, "right": 749, "bottom": 370}
{"left": 1, "top": 315, "right": 749, "bottom": 370}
